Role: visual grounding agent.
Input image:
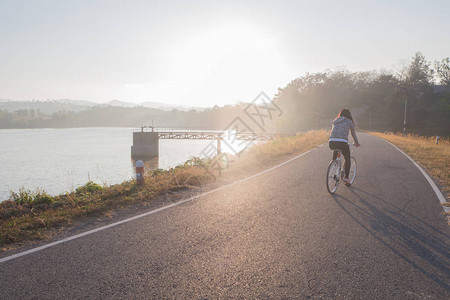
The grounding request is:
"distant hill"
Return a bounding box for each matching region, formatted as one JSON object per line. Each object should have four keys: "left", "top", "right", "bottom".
{"left": 104, "top": 99, "right": 206, "bottom": 111}
{"left": 0, "top": 100, "right": 91, "bottom": 114}
{"left": 0, "top": 99, "right": 206, "bottom": 114}
{"left": 104, "top": 100, "right": 137, "bottom": 107}
{"left": 139, "top": 101, "right": 179, "bottom": 109}
{"left": 138, "top": 101, "right": 205, "bottom": 111}
{"left": 54, "top": 99, "right": 98, "bottom": 106}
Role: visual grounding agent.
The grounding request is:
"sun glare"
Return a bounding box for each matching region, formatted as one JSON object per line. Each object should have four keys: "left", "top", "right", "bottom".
{"left": 167, "top": 23, "right": 283, "bottom": 103}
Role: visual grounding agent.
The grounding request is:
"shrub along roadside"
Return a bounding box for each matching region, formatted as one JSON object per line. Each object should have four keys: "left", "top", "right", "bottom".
{"left": 0, "top": 130, "right": 329, "bottom": 249}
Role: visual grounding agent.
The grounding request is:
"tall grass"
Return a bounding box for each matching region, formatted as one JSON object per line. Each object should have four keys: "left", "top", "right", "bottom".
{"left": 235, "top": 130, "right": 329, "bottom": 168}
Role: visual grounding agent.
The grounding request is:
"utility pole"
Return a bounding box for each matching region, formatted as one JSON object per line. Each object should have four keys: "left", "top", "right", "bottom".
{"left": 403, "top": 96, "right": 407, "bottom": 134}
{"left": 397, "top": 85, "right": 408, "bottom": 135}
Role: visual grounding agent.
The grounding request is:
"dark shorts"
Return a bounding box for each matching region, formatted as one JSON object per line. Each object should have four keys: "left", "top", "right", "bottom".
{"left": 329, "top": 141, "right": 350, "bottom": 159}
{"left": 329, "top": 141, "right": 351, "bottom": 176}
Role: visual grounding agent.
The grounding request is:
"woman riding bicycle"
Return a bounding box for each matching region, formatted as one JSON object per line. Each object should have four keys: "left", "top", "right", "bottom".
{"left": 329, "top": 108, "right": 361, "bottom": 185}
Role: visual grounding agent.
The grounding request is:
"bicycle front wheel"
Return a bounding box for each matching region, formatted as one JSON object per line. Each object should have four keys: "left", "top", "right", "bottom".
{"left": 348, "top": 156, "right": 357, "bottom": 184}
{"left": 326, "top": 160, "right": 339, "bottom": 194}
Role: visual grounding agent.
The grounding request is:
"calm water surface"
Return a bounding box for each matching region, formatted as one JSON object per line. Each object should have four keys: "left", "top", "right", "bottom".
{"left": 0, "top": 128, "right": 215, "bottom": 201}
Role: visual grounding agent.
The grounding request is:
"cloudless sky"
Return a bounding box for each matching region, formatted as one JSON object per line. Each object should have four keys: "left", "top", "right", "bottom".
{"left": 1, "top": 0, "right": 449, "bottom": 107}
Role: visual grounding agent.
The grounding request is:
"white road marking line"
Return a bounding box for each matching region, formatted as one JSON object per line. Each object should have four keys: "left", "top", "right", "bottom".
{"left": 0, "top": 147, "right": 319, "bottom": 264}
{"left": 381, "top": 139, "right": 449, "bottom": 216}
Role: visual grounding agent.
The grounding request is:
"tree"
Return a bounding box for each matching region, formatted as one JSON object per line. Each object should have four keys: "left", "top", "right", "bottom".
{"left": 403, "top": 52, "right": 434, "bottom": 95}
{"left": 434, "top": 57, "right": 450, "bottom": 86}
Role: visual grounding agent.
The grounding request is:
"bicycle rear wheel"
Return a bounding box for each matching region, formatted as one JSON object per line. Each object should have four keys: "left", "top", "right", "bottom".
{"left": 326, "top": 160, "right": 339, "bottom": 194}
{"left": 348, "top": 156, "right": 357, "bottom": 184}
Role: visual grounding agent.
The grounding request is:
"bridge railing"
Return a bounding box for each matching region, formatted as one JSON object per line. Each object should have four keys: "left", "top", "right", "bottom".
{"left": 134, "top": 126, "right": 224, "bottom": 133}
{"left": 133, "top": 126, "right": 292, "bottom": 141}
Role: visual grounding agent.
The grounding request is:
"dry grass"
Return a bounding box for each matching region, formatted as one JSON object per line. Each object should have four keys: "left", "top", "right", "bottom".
{"left": 0, "top": 130, "right": 329, "bottom": 249}
{"left": 233, "top": 129, "right": 329, "bottom": 169}
{"left": 370, "top": 132, "right": 450, "bottom": 197}
{"left": 0, "top": 163, "right": 212, "bottom": 248}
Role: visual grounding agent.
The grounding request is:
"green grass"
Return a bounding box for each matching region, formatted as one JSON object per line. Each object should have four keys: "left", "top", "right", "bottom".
{"left": 0, "top": 159, "right": 212, "bottom": 248}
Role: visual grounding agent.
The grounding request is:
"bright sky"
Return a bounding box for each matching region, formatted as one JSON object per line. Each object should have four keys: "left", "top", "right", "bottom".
{"left": 1, "top": 0, "right": 449, "bottom": 107}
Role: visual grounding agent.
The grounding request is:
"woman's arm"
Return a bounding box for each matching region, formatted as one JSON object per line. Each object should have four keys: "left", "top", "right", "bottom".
{"left": 350, "top": 123, "right": 360, "bottom": 146}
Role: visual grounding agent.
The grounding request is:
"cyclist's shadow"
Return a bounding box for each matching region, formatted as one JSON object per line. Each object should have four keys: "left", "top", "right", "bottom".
{"left": 331, "top": 187, "right": 449, "bottom": 290}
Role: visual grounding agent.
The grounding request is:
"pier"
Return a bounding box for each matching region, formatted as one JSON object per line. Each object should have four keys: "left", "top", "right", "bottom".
{"left": 131, "top": 126, "right": 287, "bottom": 161}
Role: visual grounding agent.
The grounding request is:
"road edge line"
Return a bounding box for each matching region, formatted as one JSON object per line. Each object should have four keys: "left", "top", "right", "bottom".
{"left": 0, "top": 146, "right": 320, "bottom": 264}
{"left": 380, "top": 138, "right": 449, "bottom": 217}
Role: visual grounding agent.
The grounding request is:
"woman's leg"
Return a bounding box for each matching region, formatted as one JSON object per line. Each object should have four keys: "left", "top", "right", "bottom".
{"left": 341, "top": 144, "right": 351, "bottom": 177}
{"left": 329, "top": 141, "right": 339, "bottom": 160}
{"left": 329, "top": 141, "right": 351, "bottom": 177}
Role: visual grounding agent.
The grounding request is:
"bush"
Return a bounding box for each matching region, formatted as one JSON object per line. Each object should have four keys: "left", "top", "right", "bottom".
{"left": 33, "top": 191, "right": 54, "bottom": 206}
{"left": 75, "top": 181, "right": 103, "bottom": 195}
{"left": 9, "top": 188, "right": 54, "bottom": 208}
{"left": 150, "top": 168, "right": 167, "bottom": 177}
{"left": 10, "top": 188, "right": 34, "bottom": 205}
{"left": 185, "top": 157, "right": 210, "bottom": 168}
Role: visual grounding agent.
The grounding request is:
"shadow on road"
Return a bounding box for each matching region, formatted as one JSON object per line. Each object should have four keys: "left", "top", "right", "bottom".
{"left": 332, "top": 188, "right": 450, "bottom": 290}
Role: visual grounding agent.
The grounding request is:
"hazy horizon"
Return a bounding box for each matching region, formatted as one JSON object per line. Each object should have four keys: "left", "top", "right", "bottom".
{"left": 0, "top": 98, "right": 211, "bottom": 108}
{"left": 1, "top": 0, "right": 449, "bottom": 107}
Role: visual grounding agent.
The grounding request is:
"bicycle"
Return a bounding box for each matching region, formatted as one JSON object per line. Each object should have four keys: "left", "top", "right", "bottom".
{"left": 326, "top": 145, "right": 357, "bottom": 194}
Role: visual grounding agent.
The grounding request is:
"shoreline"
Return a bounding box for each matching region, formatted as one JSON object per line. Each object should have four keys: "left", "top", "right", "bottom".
{"left": 0, "top": 127, "right": 223, "bottom": 202}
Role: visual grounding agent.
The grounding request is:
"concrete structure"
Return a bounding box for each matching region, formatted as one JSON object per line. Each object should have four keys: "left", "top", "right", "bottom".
{"left": 131, "top": 131, "right": 159, "bottom": 161}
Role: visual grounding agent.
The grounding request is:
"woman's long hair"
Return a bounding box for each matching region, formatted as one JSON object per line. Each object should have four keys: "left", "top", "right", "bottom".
{"left": 337, "top": 108, "right": 354, "bottom": 123}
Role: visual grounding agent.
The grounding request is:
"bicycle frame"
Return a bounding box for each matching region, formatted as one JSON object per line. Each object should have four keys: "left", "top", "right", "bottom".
{"left": 334, "top": 151, "right": 344, "bottom": 181}
{"left": 327, "top": 144, "right": 357, "bottom": 194}
{"left": 335, "top": 143, "right": 355, "bottom": 178}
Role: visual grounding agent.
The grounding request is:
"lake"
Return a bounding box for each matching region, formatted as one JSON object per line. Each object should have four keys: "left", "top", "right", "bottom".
{"left": 0, "top": 127, "right": 222, "bottom": 201}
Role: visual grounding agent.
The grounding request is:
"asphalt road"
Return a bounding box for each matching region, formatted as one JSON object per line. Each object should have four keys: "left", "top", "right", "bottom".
{"left": 1, "top": 133, "right": 449, "bottom": 299}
